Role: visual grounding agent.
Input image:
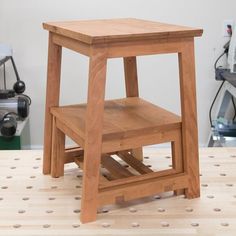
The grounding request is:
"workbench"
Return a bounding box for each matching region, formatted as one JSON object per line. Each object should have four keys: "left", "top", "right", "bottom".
{"left": 0, "top": 148, "right": 236, "bottom": 235}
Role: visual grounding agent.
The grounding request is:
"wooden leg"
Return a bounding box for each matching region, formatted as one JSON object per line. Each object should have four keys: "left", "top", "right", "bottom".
{"left": 123, "top": 57, "right": 143, "bottom": 161}
{"left": 51, "top": 117, "right": 65, "bottom": 178}
{"left": 80, "top": 50, "right": 107, "bottom": 223}
{"left": 178, "top": 39, "right": 200, "bottom": 199}
{"left": 43, "top": 32, "right": 62, "bottom": 175}
{"left": 171, "top": 130, "right": 184, "bottom": 196}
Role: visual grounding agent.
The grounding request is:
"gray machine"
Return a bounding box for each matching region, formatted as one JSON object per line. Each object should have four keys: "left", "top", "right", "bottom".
{"left": 208, "top": 73, "right": 236, "bottom": 146}
{"left": 208, "top": 25, "right": 236, "bottom": 146}
{"left": 0, "top": 44, "right": 30, "bottom": 137}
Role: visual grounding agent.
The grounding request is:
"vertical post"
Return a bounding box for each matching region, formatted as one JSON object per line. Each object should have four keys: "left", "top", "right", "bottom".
{"left": 178, "top": 38, "right": 200, "bottom": 198}
{"left": 123, "top": 57, "right": 143, "bottom": 161}
{"left": 43, "top": 32, "right": 62, "bottom": 174}
{"left": 80, "top": 48, "right": 107, "bottom": 223}
{"left": 51, "top": 117, "right": 65, "bottom": 178}
{"left": 171, "top": 130, "right": 184, "bottom": 195}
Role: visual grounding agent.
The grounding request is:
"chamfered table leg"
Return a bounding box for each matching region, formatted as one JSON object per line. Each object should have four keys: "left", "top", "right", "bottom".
{"left": 80, "top": 50, "right": 107, "bottom": 223}
{"left": 43, "top": 32, "right": 62, "bottom": 175}
{"left": 178, "top": 38, "right": 200, "bottom": 198}
{"left": 123, "top": 57, "right": 143, "bottom": 161}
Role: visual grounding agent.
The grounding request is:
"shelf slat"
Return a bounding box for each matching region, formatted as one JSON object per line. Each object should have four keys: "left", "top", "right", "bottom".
{"left": 117, "top": 151, "right": 153, "bottom": 174}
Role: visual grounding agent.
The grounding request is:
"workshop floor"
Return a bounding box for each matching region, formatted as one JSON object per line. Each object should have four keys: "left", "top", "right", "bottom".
{"left": 0, "top": 148, "right": 236, "bottom": 236}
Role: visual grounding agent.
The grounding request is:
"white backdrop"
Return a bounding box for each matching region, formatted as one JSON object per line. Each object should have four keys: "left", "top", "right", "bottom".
{"left": 0, "top": 0, "right": 235, "bottom": 148}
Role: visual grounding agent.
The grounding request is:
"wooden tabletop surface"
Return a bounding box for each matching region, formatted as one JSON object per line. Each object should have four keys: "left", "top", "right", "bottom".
{"left": 43, "top": 18, "right": 203, "bottom": 44}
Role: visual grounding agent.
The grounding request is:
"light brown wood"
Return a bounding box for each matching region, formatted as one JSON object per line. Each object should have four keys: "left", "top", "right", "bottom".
{"left": 123, "top": 56, "right": 143, "bottom": 161}
{"left": 99, "top": 173, "right": 110, "bottom": 184}
{"left": 73, "top": 155, "right": 109, "bottom": 185}
{"left": 1, "top": 148, "right": 236, "bottom": 235}
{"left": 64, "top": 146, "right": 84, "bottom": 164}
{"left": 178, "top": 39, "right": 200, "bottom": 199}
{"left": 53, "top": 33, "right": 91, "bottom": 57}
{"left": 102, "top": 128, "right": 182, "bottom": 153}
{"left": 117, "top": 151, "right": 153, "bottom": 174}
{"left": 80, "top": 49, "right": 107, "bottom": 223}
{"left": 123, "top": 57, "right": 139, "bottom": 97}
{"left": 43, "top": 32, "right": 62, "bottom": 175}
{"left": 51, "top": 98, "right": 181, "bottom": 143}
{"left": 98, "top": 173, "right": 188, "bottom": 206}
{"left": 56, "top": 118, "right": 85, "bottom": 148}
{"left": 99, "top": 169, "right": 177, "bottom": 190}
{"left": 74, "top": 155, "right": 84, "bottom": 168}
{"left": 171, "top": 132, "right": 184, "bottom": 196}
{"left": 105, "top": 37, "right": 191, "bottom": 58}
{"left": 131, "top": 148, "right": 143, "bottom": 162}
{"left": 53, "top": 35, "right": 195, "bottom": 59}
{"left": 51, "top": 98, "right": 182, "bottom": 153}
{"left": 43, "top": 18, "right": 203, "bottom": 44}
{"left": 101, "top": 155, "right": 134, "bottom": 179}
{"left": 51, "top": 117, "right": 65, "bottom": 178}
{"left": 43, "top": 18, "right": 202, "bottom": 224}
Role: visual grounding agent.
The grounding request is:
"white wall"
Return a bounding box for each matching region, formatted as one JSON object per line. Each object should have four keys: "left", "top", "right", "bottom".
{"left": 0, "top": 0, "right": 235, "bottom": 148}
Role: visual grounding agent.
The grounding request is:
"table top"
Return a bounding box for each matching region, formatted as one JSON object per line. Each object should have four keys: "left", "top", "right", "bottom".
{"left": 43, "top": 18, "right": 203, "bottom": 44}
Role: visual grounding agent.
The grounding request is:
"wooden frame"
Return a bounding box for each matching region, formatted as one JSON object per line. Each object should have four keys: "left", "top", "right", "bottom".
{"left": 123, "top": 57, "right": 143, "bottom": 161}
{"left": 43, "top": 18, "right": 203, "bottom": 223}
{"left": 43, "top": 33, "right": 62, "bottom": 175}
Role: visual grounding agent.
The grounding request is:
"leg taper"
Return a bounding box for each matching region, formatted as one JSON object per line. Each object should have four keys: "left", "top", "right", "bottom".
{"left": 43, "top": 32, "right": 62, "bottom": 175}
{"left": 123, "top": 56, "right": 143, "bottom": 161}
{"left": 178, "top": 39, "right": 200, "bottom": 198}
{"left": 80, "top": 50, "right": 107, "bottom": 223}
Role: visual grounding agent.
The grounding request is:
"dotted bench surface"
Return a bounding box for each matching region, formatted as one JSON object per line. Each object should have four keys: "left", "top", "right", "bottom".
{"left": 0, "top": 148, "right": 236, "bottom": 235}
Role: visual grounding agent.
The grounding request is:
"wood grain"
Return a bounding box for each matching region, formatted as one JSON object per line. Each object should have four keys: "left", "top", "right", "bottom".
{"left": 42, "top": 18, "right": 202, "bottom": 224}
{"left": 171, "top": 131, "right": 184, "bottom": 196}
{"left": 99, "top": 169, "right": 177, "bottom": 191}
{"left": 98, "top": 173, "right": 188, "bottom": 206}
{"left": 0, "top": 148, "right": 235, "bottom": 235}
{"left": 80, "top": 49, "right": 107, "bottom": 223}
{"left": 123, "top": 56, "right": 143, "bottom": 161}
{"left": 52, "top": 33, "right": 91, "bottom": 56}
{"left": 64, "top": 146, "right": 84, "bottom": 163}
{"left": 106, "top": 37, "right": 189, "bottom": 58}
{"left": 43, "top": 32, "right": 62, "bottom": 175}
{"left": 43, "top": 18, "right": 203, "bottom": 44}
{"left": 178, "top": 39, "right": 200, "bottom": 199}
{"left": 50, "top": 98, "right": 181, "bottom": 142}
{"left": 123, "top": 57, "right": 139, "bottom": 97}
{"left": 102, "top": 128, "right": 182, "bottom": 156}
{"left": 117, "top": 151, "right": 153, "bottom": 174}
{"left": 101, "top": 155, "right": 134, "bottom": 179}
{"left": 51, "top": 117, "right": 65, "bottom": 178}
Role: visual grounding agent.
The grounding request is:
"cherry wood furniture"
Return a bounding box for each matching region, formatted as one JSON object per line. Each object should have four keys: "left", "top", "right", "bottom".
{"left": 42, "top": 18, "right": 203, "bottom": 223}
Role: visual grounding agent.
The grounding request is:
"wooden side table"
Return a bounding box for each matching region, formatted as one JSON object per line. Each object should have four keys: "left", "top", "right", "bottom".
{"left": 42, "top": 18, "right": 203, "bottom": 223}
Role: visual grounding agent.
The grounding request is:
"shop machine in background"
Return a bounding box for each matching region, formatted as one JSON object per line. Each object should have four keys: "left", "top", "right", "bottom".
{"left": 0, "top": 44, "right": 31, "bottom": 137}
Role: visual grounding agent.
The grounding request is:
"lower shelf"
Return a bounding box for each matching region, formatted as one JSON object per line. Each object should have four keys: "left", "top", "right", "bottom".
{"left": 72, "top": 148, "right": 185, "bottom": 206}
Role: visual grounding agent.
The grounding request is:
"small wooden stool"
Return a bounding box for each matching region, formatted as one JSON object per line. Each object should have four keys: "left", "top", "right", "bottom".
{"left": 42, "top": 18, "right": 203, "bottom": 223}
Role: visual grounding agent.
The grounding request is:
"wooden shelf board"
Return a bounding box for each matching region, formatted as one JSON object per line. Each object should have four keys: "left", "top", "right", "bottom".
{"left": 51, "top": 97, "right": 181, "bottom": 142}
